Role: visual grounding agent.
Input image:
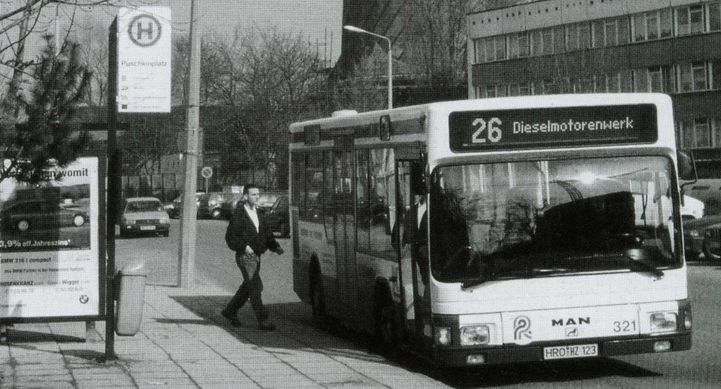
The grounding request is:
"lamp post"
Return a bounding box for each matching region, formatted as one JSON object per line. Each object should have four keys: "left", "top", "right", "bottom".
{"left": 343, "top": 25, "right": 392, "bottom": 109}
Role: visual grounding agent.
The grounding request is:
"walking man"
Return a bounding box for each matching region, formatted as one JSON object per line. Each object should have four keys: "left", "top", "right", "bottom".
{"left": 222, "top": 184, "right": 284, "bottom": 330}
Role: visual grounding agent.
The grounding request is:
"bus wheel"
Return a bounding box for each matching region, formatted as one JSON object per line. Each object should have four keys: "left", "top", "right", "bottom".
{"left": 310, "top": 274, "right": 325, "bottom": 320}
{"left": 374, "top": 287, "right": 398, "bottom": 352}
{"left": 703, "top": 239, "right": 721, "bottom": 261}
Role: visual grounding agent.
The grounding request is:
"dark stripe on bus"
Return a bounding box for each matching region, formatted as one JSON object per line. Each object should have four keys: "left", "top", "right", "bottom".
{"left": 291, "top": 117, "right": 424, "bottom": 143}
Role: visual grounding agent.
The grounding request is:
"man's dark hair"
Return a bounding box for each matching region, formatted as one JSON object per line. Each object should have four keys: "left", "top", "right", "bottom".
{"left": 243, "top": 183, "right": 259, "bottom": 194}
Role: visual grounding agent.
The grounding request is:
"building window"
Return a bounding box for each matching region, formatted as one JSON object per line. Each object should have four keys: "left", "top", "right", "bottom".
{"left": 710, "top": 2, "right": 721, "bottom": 31}
{"left": 474, "top": 39, "right": 484, "bottom": 63}
{"left": 607, "top": 73, "right": 621, "bottom": 92}
{"left": 554, "top": 26, "right": 565, "bottom": 54}
{"left": 660, "top": 8, "right": 673, "bottom": 38}
{"left": 713, "top": 59, "right": 721, "bottom": 89}
{"left": 679, "top": 61, "right": 710, "bottom": 92}
{"left": 680, "top": 118, "right": 721, "bottom": 148}
{"left": 648, "top": 66, "right": 663, "bottom": 92}
{"left": 566, "top": 22, "right": 592, "bottom": 51}
{"left": 566, "top": 24, "right": 577, "bottom": 50}
{"left": 677, "top": 4, "right": 704, "bottom": 36}
{"left": 633, "top": 9, "right": 672, "bottom": 42}
{"left": 578, "top": 23, "right": 591, "bottom": 49}
{"left": 633, "top": 69, "right": 648, "bottom": 92}
{"left": 485, "top": 85, "right": 495, "bottom": 97}
{"left": 573, "top": 77, "right": 593, "bottom": 93}
{"left": 508, "top": 32, "right": 531, "bottom": 59}
{"left": 495, "top": 35, "right": 506, "bottom": 60}
{"left": 592, "top": 17, "right": 628, "bottom": 47}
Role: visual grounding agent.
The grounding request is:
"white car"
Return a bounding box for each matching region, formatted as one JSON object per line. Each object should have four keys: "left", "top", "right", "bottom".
{"left": 681, "top": 195, "right": 704, "bottom": 220}
{"left": 119, "top": 197, "right": 170, "bottom": 237}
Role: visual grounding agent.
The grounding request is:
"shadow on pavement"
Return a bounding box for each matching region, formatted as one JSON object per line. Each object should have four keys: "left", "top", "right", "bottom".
{"left": 170, "top": 295, "right": 393, "bottom": 365}
{"left": 426, "top": 358, "right": 660, "bottom": 388}
{"left": 4, "top": 329, "right": 85, "bottom": 344}
{"left": 168, "top": 295, "right": 665, "bottom": 387}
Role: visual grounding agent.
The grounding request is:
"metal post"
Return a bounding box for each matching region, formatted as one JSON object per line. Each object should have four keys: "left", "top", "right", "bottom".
{"left": 105, "top": 18, "right": 118, "bottom": 362}
{"left": 387, "top": 42, "right": 392, "bottom": 109}
{"left": 178, "top": 0, "right": 202, "bottom": 288}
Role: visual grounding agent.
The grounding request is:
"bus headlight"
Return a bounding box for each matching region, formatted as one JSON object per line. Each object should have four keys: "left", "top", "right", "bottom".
{"left": 688, "top": 229, "right": 700, "bottom": 238}
{"left": 650, "top": 312, "right": 677, "bottom": 332}
{"left": 434, "top": 326, "right": 451, "bottom": 346}
{"left": 460, "top": 325, "right": 491, "bottom": 346}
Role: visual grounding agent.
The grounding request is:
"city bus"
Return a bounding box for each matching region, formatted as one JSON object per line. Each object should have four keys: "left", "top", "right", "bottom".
{"left": 289, "top": 94, "right": 693, "bottom": 366}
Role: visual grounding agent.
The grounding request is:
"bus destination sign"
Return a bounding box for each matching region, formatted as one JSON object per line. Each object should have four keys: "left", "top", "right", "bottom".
{"left": 449, "top": 104, "right": 657, "bottom": 152}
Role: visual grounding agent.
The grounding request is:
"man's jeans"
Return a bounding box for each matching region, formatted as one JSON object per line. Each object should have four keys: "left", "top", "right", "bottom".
{"left": 224, "top": 252, "right": 268, "bottom": 321}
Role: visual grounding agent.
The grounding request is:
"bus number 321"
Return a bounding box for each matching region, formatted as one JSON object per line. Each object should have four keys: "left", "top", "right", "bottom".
{"left": 472, "top": 117, "right": 503, "bottom": 143}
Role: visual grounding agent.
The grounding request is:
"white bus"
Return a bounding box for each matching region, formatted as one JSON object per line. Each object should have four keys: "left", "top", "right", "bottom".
{"left": 289, "top": 94, "right": 693, "bottom": 366}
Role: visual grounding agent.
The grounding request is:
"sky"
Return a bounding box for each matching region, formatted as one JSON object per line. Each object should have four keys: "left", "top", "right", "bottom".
{"left": 1, "top": 0, "right": 343, "bottom": 65}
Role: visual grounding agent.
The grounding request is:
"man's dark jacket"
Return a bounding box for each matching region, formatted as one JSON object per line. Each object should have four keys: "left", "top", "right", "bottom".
{"left": 225, "top": 204, "right": 280, "bottom": 255}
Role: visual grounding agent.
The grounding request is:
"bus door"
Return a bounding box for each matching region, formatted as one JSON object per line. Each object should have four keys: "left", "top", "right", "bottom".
{"left": 396, "top": 159, "right": 430, "bottom": 345}
{"left": 332, "top": 138, "right": 357, "bottom": 320}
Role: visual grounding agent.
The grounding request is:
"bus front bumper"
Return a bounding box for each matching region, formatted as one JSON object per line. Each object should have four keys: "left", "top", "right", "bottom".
{"left": 433, "top": 333, "right": 691, "bottom": 367}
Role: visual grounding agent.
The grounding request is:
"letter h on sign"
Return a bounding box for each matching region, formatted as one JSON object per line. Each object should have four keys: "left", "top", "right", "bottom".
{"left": 136, "top": 21, "right": 153, "bottom": 40}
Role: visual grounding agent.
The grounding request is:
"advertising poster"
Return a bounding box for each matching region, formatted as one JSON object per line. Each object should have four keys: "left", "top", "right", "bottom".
{"left": 0, "top": 157, "right": 100, "bottom": 320}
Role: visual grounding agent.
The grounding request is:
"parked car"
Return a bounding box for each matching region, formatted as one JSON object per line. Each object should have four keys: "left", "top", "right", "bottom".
{"left": 167, "top": 193, "right": 203, "bottom": 219}
{"left": 119, "top": 197, "right": 170, "bottom": 237}
{"left": 684, "top": 214, "right": 721, "bottom": 261}
{"left": 258, "top": 191, "right": 285, "bottom": 211}
{"left": 0, "top": 199, "right": 87, "bottom": 232}
{"left": 266, "top": 194, "right": 289, "bottom": 237}
{"left": 220, "top": 193, "right": 244, "bottom": 219}
{"left": 197, "top": 192, "right": 238, "bottom": 219}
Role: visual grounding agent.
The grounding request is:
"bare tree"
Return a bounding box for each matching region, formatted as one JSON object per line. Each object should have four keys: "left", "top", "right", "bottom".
{"left": 331, "top": 46, "right": 386, "bottom": 112}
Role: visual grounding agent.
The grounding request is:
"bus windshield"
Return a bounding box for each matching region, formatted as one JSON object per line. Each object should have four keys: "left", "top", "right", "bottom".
{"left": 429, "top": 156, "right": 682, "bottom": 284}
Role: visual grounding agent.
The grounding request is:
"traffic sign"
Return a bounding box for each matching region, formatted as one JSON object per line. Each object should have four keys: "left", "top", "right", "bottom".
{"left": 200, "top": 166, "right": 213, "bottom": 179}
{"left": 117, "top": 7, "right": 171, "bottom": 113}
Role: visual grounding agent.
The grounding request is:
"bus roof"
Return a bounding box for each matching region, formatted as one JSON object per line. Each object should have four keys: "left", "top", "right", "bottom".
{"left": 289, "top": 93, "right": 673, "bottom": 134}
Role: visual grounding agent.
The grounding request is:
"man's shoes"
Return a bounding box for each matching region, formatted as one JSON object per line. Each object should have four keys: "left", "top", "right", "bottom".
{"left": 258, "top": 320, "right": 276, "bottom": 331}
{"left": 221, "top": 309, "right": 241, "bottom": 327}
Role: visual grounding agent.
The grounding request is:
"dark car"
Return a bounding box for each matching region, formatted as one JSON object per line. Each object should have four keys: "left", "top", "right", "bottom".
{"left": 266, "top": 194, "right": 289, "bottom": 237}
{"left": 0, "top": 199, "right": 87, "bottom": 232}
{"left": 683, "top": 215, "right": 721, "bottom": 261}
{"left": 220, "top": 193, "right": 244, "bottom": 219}
{"left": 197, "top": 192, "right": 238, "bottom": 219}
{"left": 167, "top": 193, "right": 203, "bottom": 219}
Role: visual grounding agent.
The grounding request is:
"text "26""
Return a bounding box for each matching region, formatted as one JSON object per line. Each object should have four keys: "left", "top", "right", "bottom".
{"left": 472, "top": 117, "right": 502, "bottom": 143}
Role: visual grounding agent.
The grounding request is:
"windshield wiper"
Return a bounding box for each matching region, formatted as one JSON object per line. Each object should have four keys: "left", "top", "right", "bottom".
{"left": 624, "top": 248, "right": 664, "bottom": 279}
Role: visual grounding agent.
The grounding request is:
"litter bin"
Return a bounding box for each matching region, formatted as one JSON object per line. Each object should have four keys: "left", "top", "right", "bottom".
{"left": 115, "top": 260, "right": 147, "bottom": 336}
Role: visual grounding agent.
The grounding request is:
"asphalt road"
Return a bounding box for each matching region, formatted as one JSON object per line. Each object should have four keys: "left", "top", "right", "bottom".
{"left": 116, "top": 219, "right": 721, "bottom": 388}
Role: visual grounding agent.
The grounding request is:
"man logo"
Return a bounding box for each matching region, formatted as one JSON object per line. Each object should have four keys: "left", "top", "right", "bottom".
{"left": 565, "top": 326, "right": 578, "bottom": 337}
{"left": 128, "top": 14, "right": 162, "bottom": 47}
{"left": 513, "top": 315, "right": 532, "bottom": 345}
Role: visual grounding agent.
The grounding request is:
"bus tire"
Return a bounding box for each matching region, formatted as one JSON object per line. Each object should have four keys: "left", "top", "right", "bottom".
{"left": 373, "top": 283, "right": 399, "bottom": 353}
{"left": 703, "top": 239, "right": 721, "bottom": 261}
{"left": 310, "top": 270, "right": 326, "bottom": 322}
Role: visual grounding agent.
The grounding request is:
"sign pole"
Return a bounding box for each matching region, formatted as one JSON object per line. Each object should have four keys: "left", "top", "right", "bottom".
{"left": 105, "top": 18, "right": 119, "bottom": 362}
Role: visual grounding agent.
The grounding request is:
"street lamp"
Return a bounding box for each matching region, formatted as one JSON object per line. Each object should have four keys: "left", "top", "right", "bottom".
{"left": 343, "top": 25, "right": 392, "bottom": 109}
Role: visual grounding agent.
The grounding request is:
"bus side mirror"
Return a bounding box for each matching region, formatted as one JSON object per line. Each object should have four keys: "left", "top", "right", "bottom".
{"left": 678, "top": 150, "right": 697, "bottom": 182}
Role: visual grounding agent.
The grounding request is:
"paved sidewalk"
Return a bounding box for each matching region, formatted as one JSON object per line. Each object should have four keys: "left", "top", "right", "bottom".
{"left": 0, "top": 280, "right": 450, "bottom": 389}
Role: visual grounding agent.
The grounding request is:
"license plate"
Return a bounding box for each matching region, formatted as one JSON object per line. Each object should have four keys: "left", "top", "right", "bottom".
{"left": 140, "top": 225, "right": 156, "bottom": 231}
{"left": 543, "top": 344, "right": 598, "bottom": 360}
